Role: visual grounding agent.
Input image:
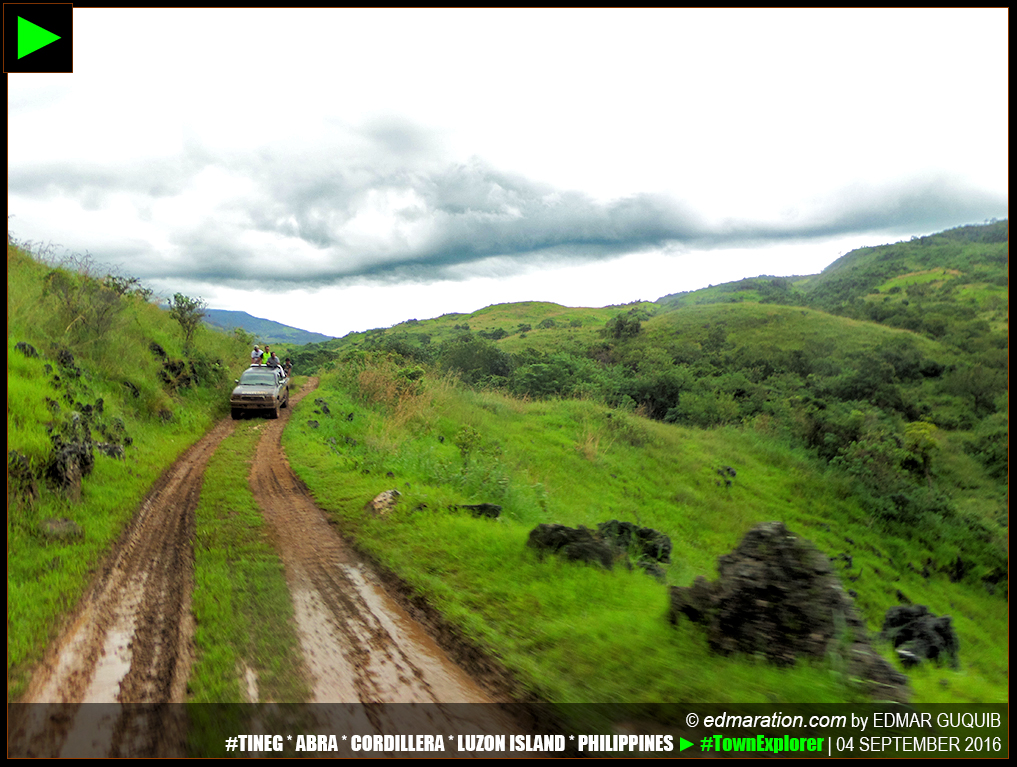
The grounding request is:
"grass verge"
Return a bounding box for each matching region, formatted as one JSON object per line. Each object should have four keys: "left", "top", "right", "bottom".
{"left": 188, "top": 418, "right": 311, "bottom": 753}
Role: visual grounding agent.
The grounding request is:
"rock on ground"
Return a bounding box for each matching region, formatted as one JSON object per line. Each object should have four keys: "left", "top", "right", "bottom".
{"left": 527, "top": 524, "right": 618, "bottom": 569}
{"left": 669, "top": 521, "right": 908, "bottom": 701}
{"left": 880, "top": 604, "right": 959, "bottom": 668}
{"left": 527, "top": 521, "right": 672, "bottom": 578}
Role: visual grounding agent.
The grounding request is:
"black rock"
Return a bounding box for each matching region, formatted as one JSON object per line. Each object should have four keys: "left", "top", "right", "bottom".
{"left": 668, "top": 522, "right": 908, "bottom": 701}
{"left": 95, "top": 442, "right": 125, "bottom": 459}
{"left": 15, "top": 341, "right": 38, "bottom": 358}
{"left": 527, "top": 524, "right": 617, "bottom": 570}
{"left": 880, "top": 604, "right": 959, "bottom": 669}
{"left": 597, "top": 519, "right": 672, "bottom": 564}
{"left": 458, "top": 503, "right": 502, "bottom": 519}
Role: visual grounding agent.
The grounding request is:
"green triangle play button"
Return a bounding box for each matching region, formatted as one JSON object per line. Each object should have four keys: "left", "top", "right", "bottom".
{"left": 18, "top": 16, "right": 61, "bottom": 59}
{"left": 679, "top": 737, "right": 694, "bottom": 752}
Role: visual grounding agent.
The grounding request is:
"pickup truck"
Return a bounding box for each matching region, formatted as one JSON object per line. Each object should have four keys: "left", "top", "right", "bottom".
{"left": 230, "top": 365, "right": 290, "bottom": 419}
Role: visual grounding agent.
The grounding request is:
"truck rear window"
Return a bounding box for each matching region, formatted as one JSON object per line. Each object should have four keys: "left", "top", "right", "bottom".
{"left": 240, "top": 372, "right": 277, "bottom": 386}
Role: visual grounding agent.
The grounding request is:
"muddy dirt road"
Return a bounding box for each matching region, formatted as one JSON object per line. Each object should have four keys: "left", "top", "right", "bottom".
{"left": 248, "top": 379, "right": 519, "bottom": 738}
{"left": 10, "top": 419, "right": 233, "bottom": 757}
{"left": 10, "top": 378, "right": 521, "bottom": 757}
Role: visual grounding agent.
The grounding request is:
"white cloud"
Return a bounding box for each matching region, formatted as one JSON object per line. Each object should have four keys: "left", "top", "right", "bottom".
{"left": 7, "top": 8, "right": 1008, "bottom": 337}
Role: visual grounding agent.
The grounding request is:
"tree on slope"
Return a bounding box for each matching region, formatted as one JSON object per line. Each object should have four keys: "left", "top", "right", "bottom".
{"left": 169, "top": 293, "right": 207, "bottom": 352}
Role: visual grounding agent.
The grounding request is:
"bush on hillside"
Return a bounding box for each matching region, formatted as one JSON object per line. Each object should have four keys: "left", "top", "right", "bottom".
{"left": 437, "top": 335, "right": 513, "bottom": 385}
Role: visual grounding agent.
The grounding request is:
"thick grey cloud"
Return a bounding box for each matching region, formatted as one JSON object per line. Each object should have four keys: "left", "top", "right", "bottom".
{"left": 8, "top": 134, "right": 1007, "bottom": 290}
{"left": 701, "top": 178, "right": 1008, "bottom": 247}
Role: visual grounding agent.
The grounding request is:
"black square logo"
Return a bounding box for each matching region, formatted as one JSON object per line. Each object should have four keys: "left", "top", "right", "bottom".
{"left": 4, "top": 4, "right": 73, "bottom": 73}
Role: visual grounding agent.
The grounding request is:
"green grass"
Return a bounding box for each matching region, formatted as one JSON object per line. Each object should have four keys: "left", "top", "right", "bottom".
{"left": 282, "top": 362, "right": 1009, "bottom": 710}
{"left": 638, "top": 302, "right": 955, "bottom": 364}
{"left": 187, "top": 418, "right": 310, "bottom": 754}
{"left": 7, "top": 241, "right": 252, "bottom": 701}
{"left": 189, "top": 419, "right": 309, "bottom": 703}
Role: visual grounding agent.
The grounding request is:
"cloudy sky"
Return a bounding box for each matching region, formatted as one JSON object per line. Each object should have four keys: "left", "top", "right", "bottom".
{"left": 8, "top": 8, "right": 1008, "bottom": 338}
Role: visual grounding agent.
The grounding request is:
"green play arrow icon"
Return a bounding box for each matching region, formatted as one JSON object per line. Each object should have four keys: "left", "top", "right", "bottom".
{"left": 679, "top": 737, "right": 694, "bottom": 752}
{"left": 18, "top": 17, "right": 61, "bottom": 59}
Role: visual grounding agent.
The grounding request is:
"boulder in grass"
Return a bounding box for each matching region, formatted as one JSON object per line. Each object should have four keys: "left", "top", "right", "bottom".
{"left": 597, "top": 519, "right": 672, "bottom": 564}
{"left": 366, "top": 489, "right": 401, "bottom": 516}
{"left": 880, "top": 604, "right": 959, "bottom": 669}
{"left": 527, "top": 524, "right": 618, "bottom": 570}
{"left": 668, "top": 521, "right": 909, "bottom": 702}
{"left": 40, "top": 517, "right": 84, "bottom": 541}
{"left": 15, "top": 341, "right": 38, "bottom": 358}
{"left": 527, "top": 521, "right": 673, "bottom": 577}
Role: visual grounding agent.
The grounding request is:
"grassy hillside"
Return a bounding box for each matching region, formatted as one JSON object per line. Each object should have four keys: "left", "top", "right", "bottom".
{"left": 284, "top": 358, "right": 1007, "bottom": 705}
{"left": 281, "top": 220, "right": 1007, "bottom": 708}
{"left": 286, "top": 225, "right": 1007, "bottom": 578}
{"left": 7, "top": 240, "right": 252, "bottom": 700}
{"left": 800, "top": 221, "right": 1008, "bottom": 349}
{"left": 657, "top": 221, "right": 1008, "bottom": 343}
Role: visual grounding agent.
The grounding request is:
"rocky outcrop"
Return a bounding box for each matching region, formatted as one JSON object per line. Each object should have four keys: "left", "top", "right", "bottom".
{"left": 597, "top": 520, "right": 672, "bottom": 565}
{"left": 15, "top": 341, "right": 38, "bottom": 358}
{"left": 669, "top": 522, "right": 908, "bottom": 701}
{"left": 456, "top": 503, "right": 502, "bottom": 519}
{"left": 46, "top": 413, "right": 95, "bottom": 502}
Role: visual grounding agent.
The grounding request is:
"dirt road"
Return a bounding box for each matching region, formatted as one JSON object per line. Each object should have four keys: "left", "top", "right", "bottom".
{"left": 10, "top": 378, "right": 520, "bottom": 757}
{"left": 9, "top": 419, "right": 232, "bottom": 757}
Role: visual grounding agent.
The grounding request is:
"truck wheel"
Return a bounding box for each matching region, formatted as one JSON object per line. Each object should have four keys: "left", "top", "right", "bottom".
{"left": 270, "top": 405, "right": 279, "bottom": 419}
{"left": 231, "top": 408, "right": 242, "bottom": 420}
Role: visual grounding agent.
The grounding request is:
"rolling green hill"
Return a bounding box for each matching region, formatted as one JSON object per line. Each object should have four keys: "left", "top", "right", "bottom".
{"left": 278, "top": 220, "right": 1007, "bottom": 706}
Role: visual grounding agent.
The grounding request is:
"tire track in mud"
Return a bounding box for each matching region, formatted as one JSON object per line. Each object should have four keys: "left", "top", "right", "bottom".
{"left": 250, "top": 378, "right": 523, "bottom": 739}
{"left": 11, "top": 379, "right": 526, "bottom": 757}
{"left": 9, "top": 419, "right": 234, "bottom": 758}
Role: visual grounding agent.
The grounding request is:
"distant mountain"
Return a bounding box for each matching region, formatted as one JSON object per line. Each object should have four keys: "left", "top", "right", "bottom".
{"left": 204, "top": 309, "right": 334, "bottom": 345}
